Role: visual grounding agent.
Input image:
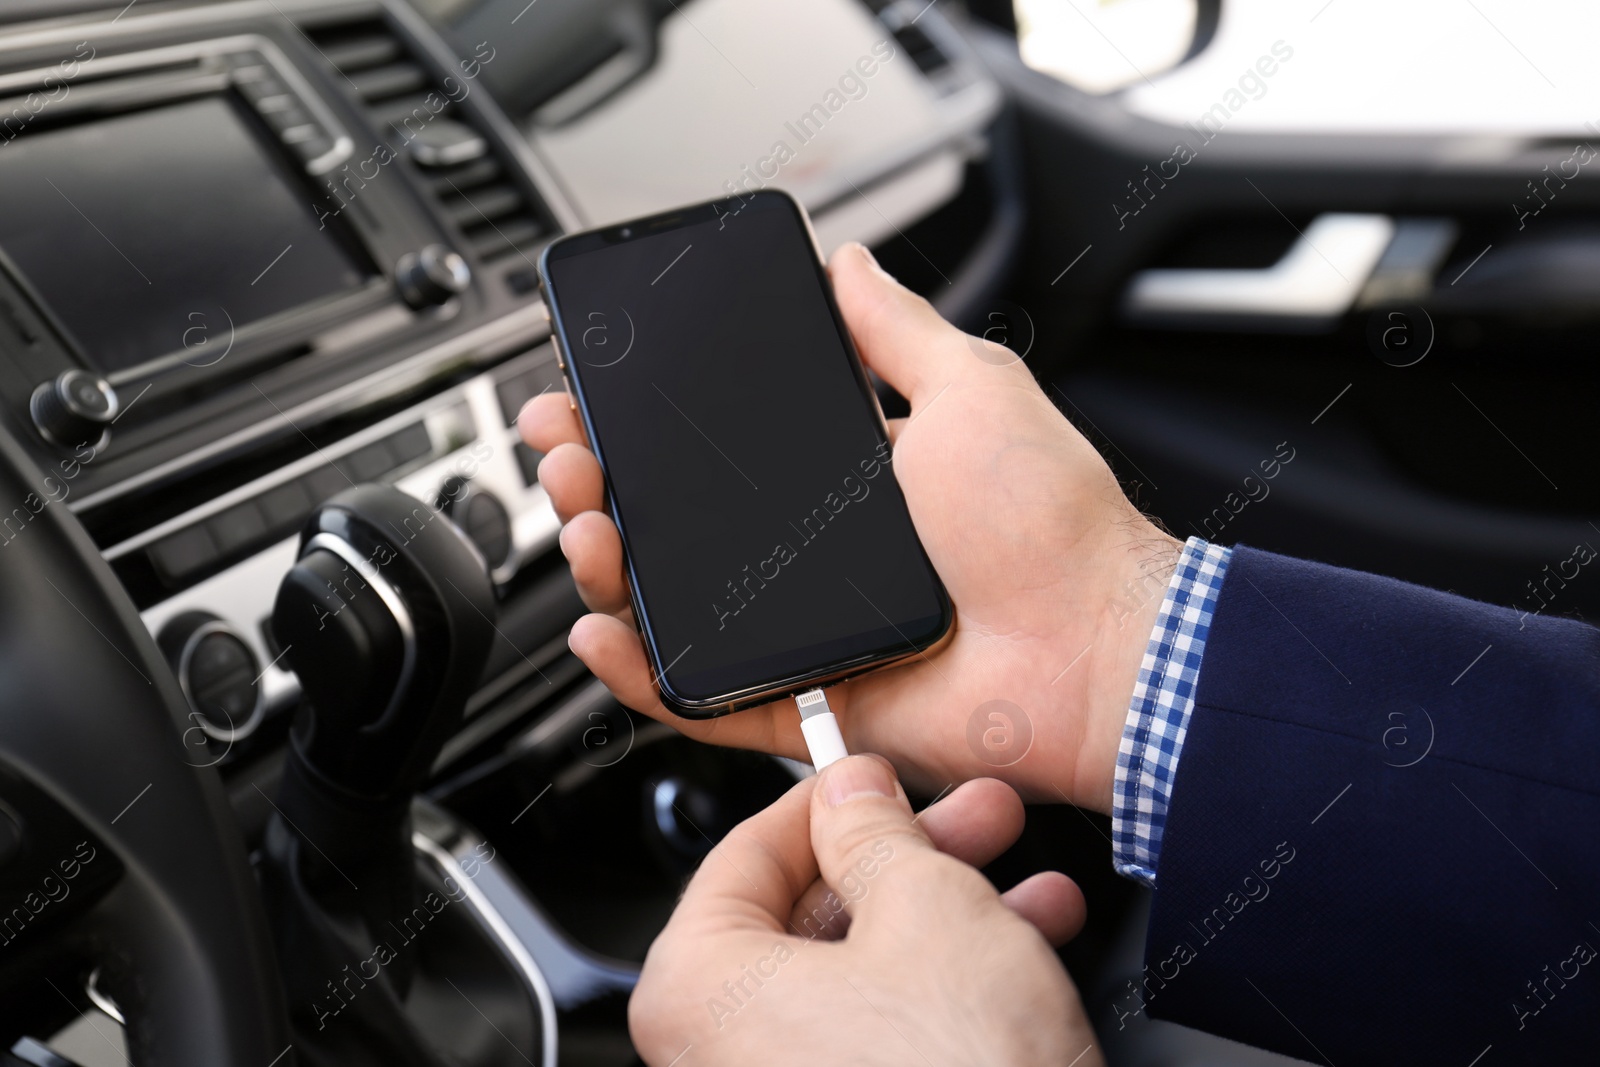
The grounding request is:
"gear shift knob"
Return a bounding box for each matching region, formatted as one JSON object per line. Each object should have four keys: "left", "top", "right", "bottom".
{"left": 272, "top": 484, "right": 496, "bottom": 800}
{"left": 262, "top": 487, "right": 511, "bottom": 1055}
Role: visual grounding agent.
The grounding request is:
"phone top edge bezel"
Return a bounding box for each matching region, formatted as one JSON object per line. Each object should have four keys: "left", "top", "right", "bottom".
{"left": 540, "top": 188, "right": 802, "bottom": 267}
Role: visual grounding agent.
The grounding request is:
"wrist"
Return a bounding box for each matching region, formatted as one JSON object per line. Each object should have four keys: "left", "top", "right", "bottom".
{"left": 1074, "top": 525, "right": 1182, "bottom": 816}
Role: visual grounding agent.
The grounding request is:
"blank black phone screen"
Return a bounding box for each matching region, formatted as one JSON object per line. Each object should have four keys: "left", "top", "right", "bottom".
{"left": 542, "top": 192, "right": 948, "bottom": 707}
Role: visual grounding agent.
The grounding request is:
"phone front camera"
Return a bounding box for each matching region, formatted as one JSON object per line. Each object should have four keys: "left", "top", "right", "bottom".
{"left": 619, "top": 227, "right": 633, "bottom": 239}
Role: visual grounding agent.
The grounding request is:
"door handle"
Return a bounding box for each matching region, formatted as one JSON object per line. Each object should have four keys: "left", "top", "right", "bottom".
{"left": 1122, "top": 213, "right": 1396, "bottom": 332}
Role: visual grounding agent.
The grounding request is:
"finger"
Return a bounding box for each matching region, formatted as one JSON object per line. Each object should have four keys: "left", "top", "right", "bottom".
{"left": 559, "top": 511, "right": 630, "bottom": 615}
{"left": 567, "top": 613, "right": 809, "bottom": 762}
{"left": 885, "top": 416, "right": 904, "bottom": 445}
{"left": 910, "top": 778, "right": 1025, "bottom": 865}
{"left": 567, "top": 612, "right": 671, "bottom": 714}
{"left": 999, "top": 871, "right": 1087, "bottom": 948}
{"left": 808, "top": 756, "right": 992, "bottom": 931}
{"left": 537, "top": 442, "right": 605, "bottom": 523}
{"left": 829, "top": 242, "right": 967, "bottom": 407}
{"left": 671, "top": 776, "right": 820, "bottom": 936}
{"left": 517, "top": 391, "right": 585, "bottom": 453}
{"left": 787, "top": 777, "right": 1024, "bottom": 939}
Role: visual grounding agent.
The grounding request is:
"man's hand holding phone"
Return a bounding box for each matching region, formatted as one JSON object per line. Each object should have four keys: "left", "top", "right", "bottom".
{"left": 522, "top": 241, "right": 1180, "bottom": 814}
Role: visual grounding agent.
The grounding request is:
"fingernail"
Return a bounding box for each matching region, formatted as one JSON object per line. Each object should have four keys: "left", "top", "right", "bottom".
{"left": 856, "top": 242, "right": 899, "bottom": 284}
{"left": 821, "top": 755, "right": 896, "bottom": 807}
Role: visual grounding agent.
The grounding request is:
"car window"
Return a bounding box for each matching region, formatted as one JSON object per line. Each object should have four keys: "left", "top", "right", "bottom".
{"left": 1035, "top": 0, "right": 1600, "bottom": 136}
{"left": 1017, "top": 0, "right": 1200, "bottom": 93}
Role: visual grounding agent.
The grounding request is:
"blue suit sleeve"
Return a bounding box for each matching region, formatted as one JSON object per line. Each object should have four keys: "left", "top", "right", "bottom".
{"left": 1128, "top": 545, "right": 1600, "bottom": 1066}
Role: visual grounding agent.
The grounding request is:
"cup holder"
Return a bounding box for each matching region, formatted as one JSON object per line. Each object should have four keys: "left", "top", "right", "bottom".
{"left": 434, "top": 682, "right": 800, "bottom": 964}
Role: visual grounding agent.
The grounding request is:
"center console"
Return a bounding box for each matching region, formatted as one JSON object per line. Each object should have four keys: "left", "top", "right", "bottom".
{"left": 0, "top": 3, "right": 589, "bottom": 1060}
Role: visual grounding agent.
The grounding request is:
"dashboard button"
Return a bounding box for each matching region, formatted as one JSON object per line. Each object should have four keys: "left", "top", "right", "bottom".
{"left": 437, "top": 482, "right": 513, "bottom": 569}
{"left": 158, "top": 614, "right": 264, "bottom": 741}
{"left": 461, "top": 491, "right": 513, "bottom": 568}
{"left": 340, "top": 440, "right": 397, "bottom": 482}
{"left": 209, "top": 501, "right": 268, "bottom": 555}
{"left": 514, "top": 442, "right": 543, "bottom": 486}
{"left": 187, "top": 630, "right": 258, "bottom": 732}
{"left": 280, "top": 123, "right": 322, "bottom": 146}
{"left": 229, "top": 68, "right": 282, "bottom": 99}
{"left": 149, "top": 525, "right": 219, "bottom": 585}
{"left": 507, "top": 268, "right": 539, "bottom": 295}
{"left": 303, "top": 465, "right": 349, "bottom": 507}
{"left": 258, "top": 478, "right": 313, "bottom": 534}
{"left": 403, "top": 116, "right": 487, "bottom": 168}
{"left": 387, "top": 422, "right": 433, "bottom": 468}
{"left": 495, "top": 361, "right": 562, "bottom": 426}
{"left": 291, "top": 136, "right": 336, "bottom": 164}
{"left": 262, "top": 104, "right": 312, "bottom": 134}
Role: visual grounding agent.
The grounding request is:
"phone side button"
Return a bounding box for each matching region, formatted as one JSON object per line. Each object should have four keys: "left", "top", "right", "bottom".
{"left": 551, "top": 334, "right": 567, "bottom": 371}
{"left": 563, "top": 375, "right": 577, "bottom": 412}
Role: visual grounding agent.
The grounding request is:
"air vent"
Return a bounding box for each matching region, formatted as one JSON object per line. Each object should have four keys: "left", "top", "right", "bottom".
{"left": 890, "top": 23, "right": 952, "bottom": 77}
{"left": 303, "top": 17, "right": 550, "bottom": 267}
{"left": 861, "top": 1, "right": 954, "bottom": 79}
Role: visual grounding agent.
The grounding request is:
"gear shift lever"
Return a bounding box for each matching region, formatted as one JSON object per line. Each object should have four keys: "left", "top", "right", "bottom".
{"left": 273, "top": 484, "right": 496, "bottom": 801}
{"left": 261, "top": 485, "right": 499, "bottom": 1064}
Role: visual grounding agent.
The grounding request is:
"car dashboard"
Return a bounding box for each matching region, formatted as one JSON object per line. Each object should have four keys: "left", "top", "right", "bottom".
{"left": 0, "top": 0, "right": 1005, "bottom": 1061}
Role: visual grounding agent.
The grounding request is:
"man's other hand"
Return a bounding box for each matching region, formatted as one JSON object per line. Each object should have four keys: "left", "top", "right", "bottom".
{"left": 628, "top": 755, "right": 1103, "bottom": 1067}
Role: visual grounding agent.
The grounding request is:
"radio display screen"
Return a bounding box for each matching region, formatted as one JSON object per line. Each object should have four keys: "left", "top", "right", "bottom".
{"left": 0, "top": 95, "right": 371, "bottom": 375}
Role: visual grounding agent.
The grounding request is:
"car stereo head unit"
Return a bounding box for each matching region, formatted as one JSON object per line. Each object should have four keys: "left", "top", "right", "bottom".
{"left": 0, "top": 32, "right": 478, "bottom": 455}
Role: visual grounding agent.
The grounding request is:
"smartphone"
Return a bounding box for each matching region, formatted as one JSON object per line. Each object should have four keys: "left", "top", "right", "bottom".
{"left": 538, "top": 189, "right": 952, "bottom": 717}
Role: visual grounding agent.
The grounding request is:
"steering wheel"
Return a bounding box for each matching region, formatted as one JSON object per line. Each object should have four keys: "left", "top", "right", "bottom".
{"left": 0, "top": 430, "right": 289, "bottom": 1059}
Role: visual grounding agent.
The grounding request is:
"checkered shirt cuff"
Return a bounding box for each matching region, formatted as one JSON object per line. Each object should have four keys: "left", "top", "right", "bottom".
{"left": 1111, "top": 536, "right": 1233, "bottom": 887}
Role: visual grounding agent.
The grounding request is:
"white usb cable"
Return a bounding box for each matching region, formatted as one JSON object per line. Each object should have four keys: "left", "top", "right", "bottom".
{"left": 795, "top": 687, "right": 849, "bottom": 770}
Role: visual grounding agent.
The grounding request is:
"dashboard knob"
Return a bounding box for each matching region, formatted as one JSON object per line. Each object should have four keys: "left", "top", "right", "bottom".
{"left": 460, "top": 491, "right": 512, "bottom": 569}
{"left": 436, "top": 478, "right": 512, "bottom": 569}
{"left": 396, "top": 244, "right": 471, "bottom": 309}
{"left": 30, "top": 370, "right": 119, "bottom": 452}
{"left": 157, "top": 612, "right": 264, "bottom": 743}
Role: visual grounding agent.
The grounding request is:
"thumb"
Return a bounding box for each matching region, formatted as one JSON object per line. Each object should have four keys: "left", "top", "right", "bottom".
{"left": 829, "top": 243, "right": 967, "bottom": 407}
{"left": 806, "top": 756, "right": 985, "bottom": 933}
